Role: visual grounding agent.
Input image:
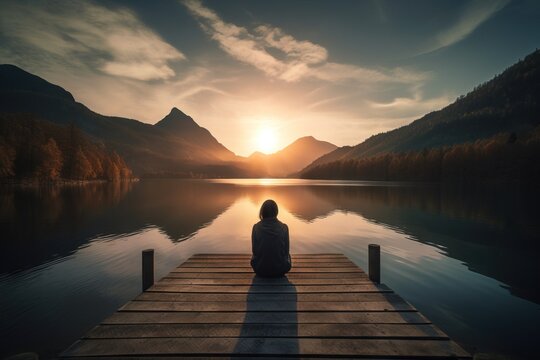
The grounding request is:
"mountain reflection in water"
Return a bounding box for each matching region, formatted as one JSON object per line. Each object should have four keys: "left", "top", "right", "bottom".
{"left": 0, "top": 179, "right": 539, "bottom": 359}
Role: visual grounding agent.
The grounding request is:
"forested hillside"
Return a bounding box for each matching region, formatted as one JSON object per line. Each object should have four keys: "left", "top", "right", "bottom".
{"left": 0, "top": 114, "right": 131, "bottom": 182}
{"left": 301, "top": 49, "right": 540, "bottom": 182}
{"left": 303, "top": 49, "right": 540, "bottom": 173}
{"left": 301, "top": 128, "right": 540, "bottom": 183}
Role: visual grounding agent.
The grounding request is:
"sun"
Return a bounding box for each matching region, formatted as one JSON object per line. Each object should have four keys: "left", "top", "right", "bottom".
{"left": 255, "top": 127, "right": 278, "bottom": 154}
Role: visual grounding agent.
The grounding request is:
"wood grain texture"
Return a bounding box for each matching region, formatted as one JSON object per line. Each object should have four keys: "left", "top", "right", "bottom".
{"left": 63, "top": 338, "right": 470, "bottom": 357}
{"left": 134, "top": 292, "right": 406, "bottom": 303}
{"left": 185, "top": 258, "right": 354, "bottom": 263}
{"left": 164, "top": 272, "right": 368, "bottom": 279}
{"left": 159, "top": 278, "right": 372, "bottom": 285}
{"left": 172, "top": 267, "right": 364, "bottom": 273}
{"left": 119, "top": 300, "right": 415, "bottom": 312}
{"left": 178, "top": 262, "right": 357, "bottom": 268}
{"left": 101, "top": 311, "right": 430, "bottom": 324}
{"left": 147, "top": 284, "right": 391, "bottom": 293}
{"left": 85, "top": 323, "right": 447, "bottom": 339}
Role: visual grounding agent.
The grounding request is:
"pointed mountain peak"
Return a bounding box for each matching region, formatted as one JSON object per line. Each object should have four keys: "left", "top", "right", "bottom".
{"left": 169, "top": 107, "right": 190, "bottom": 119}
{"left": 156, "top": 107, "right": 199, "bottom": 130}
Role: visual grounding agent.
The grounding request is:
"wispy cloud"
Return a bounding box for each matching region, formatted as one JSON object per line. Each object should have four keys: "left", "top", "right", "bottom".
{"left": 183, "top": 0, "right": 426, "bottom": 84}
{"left": 367, "top": 91, "right": 452, "bottom": 120}
{"left": 0, "top": 0, "right": 185, "bottom": 81}
{"left": 420, "top": 0, "right": 510, "bottom": 54}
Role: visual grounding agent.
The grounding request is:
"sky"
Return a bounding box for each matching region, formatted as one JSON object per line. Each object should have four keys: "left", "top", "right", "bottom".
{"left": 1, "top": 0, "right": 539, "bottom": 156}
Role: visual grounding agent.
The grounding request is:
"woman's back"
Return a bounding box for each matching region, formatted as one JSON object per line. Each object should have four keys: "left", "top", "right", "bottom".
{"left": 251, "top": 200, "right": 291, "bottom": 277}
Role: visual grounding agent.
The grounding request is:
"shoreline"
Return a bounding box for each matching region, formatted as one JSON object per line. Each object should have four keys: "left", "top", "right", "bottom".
{"left": 0, "top": 178, "right": 139, "bottom": 187}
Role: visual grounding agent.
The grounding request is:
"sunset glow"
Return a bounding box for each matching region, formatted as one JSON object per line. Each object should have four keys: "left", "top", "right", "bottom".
{"left": 255, "top": 127, "right": 278, "bottom": 154}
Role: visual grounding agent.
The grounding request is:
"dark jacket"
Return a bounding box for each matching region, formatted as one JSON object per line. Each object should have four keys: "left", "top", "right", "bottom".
{"left": 251, "top": 217, "right": 291, "bottom": 277}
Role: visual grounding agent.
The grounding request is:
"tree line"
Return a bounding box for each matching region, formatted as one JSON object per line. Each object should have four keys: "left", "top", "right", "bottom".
{"left": 0, "top": 114, "right": 132, "bottom": 182}
{"left": 301, "top": 128, "right": 540, "bottom": 183}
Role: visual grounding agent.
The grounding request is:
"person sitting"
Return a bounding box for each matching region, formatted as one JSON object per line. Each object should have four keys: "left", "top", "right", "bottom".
{"left": 250, "top": 199, "right": 292, "bottom": 277}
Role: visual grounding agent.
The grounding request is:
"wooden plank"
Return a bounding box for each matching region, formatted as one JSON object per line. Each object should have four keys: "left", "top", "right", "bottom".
{"left": 165, "top": 272, "right": 368, "bottom": 279}
{"left": 172, "top": 267, "right": 363, "bottom": 273}
{"left": 135, "top": 292, "right": 406, "bottom": 303}
{"left": 61, "top": 357, "right": 424, "bottom": 360}
{"left": 62, "top": 338, "right": 469, "bottom": 358}
{"left": 189, "top": 257, "right": 349, "bottom": 261}
{"left": 183, "top": 258, "right": 355, "bottom": 263}
{"left": 178, "top": 262, "right": 356, "bottom": 268}
{"left": 102, "top": 311, "right": 430, "bottom": 325}
{"left": 185, "top": 258, "right": 354, "bottom": 263}
{"left": 159, "top": 278, "right": 372, "bottom": 285}
{"left": 192, "top": 253, "right": 346, "bottom": 257}
{"left": 85, "top": 323, "right": 448, "bottom": 339}
{"left": 147, "top": 284, "right": 391, "bottom": 293}
{"left": 120, "top": 300, "right": 414, "bottom": 312}
{"left": 62, "top": 354, "right": 424, "bottom": 360}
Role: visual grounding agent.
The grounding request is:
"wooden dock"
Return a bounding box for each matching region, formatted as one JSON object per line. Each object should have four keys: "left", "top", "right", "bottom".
{"left": 61, "top": 253, "right": 471, "bottom": 359}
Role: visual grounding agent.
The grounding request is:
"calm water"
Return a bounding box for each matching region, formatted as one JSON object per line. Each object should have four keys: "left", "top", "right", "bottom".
{"left": 1, "top": 179, "right": 539, "bottom": 359}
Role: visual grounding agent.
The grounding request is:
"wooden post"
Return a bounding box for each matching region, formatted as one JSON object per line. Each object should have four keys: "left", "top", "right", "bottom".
{"left": 368, "top": 244, "right": 380, "bottom": 284}
{"left": 142, "top": 249, "right": 154, "bottom": 291}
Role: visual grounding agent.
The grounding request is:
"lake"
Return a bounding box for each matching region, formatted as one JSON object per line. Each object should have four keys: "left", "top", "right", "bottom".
{"left": 1, "top": 179, "right": 539, "bottom": 359}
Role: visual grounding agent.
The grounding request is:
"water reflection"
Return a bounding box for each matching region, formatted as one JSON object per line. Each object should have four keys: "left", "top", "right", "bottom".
{"left": 1, "top": 179, "right": 539, "bottom": 359}
{"left": 2, "top": 180, "right": 539, "bottom": 300}
{"left": 1, "top": 181, "right": 134, "bottom": 274}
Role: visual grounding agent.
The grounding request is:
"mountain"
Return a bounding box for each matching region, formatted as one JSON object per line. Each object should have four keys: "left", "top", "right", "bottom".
{"left": 155, "top": 107, "right": 237, "bottom": 162}
{"left": 0, "top": 64, "right": 245, "bottom": 177}
{"left": 302, "top": 49, "right": 540, "bottom": 173}
{"left": 246, "top": 136, "right": 337, "bottom": 177}
{"left": 0, "top": 64, "right": 75, "bottom": 101}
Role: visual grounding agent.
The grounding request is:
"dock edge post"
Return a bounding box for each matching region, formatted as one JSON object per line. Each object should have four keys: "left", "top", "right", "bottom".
{"left": 368, "top": 244, "right": 381, "bottom": 284}
{"left": 142, "top": 249, "right": 154, "bottom": 291}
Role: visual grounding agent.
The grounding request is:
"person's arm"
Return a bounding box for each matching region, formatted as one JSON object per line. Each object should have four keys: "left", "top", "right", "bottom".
{"left": 284, "top": 224, "right": 290, "bottom": 255}
{"left": 251, "top": 224, "right": 257, "bottom": 257}
{"left": 284, "top": 224, "right": 291, "bottom": 267}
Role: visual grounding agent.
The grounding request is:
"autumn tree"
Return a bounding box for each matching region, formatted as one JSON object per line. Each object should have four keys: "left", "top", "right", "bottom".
{"left": 72, "top": 146, "right": 95, "bottom": 180}
{"left": 35, "top": 138, "right": 63, "bottom": 181}
{"left": 104, "top": 157, "right": 120, "bottom": 181}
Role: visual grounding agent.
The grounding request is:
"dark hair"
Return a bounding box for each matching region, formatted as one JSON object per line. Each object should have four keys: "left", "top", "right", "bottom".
{"left": 259, "top": 199, "right": 278, "bottom": 220}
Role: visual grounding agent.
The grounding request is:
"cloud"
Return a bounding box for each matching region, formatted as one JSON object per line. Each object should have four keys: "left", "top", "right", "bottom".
{"left": 420, "top": 0, "right": 510, "bottom": 54}
{"left": 368, "top": 92, "right": 452, "bottom": 119}
{"left": 256, "top": 25, "right": 328, "bottom": 65}
{"left": 0, "top": 0, "right": 185, "bottom": 81}
{"left": 183, "top": 0, "right": 426, "bottom": 84}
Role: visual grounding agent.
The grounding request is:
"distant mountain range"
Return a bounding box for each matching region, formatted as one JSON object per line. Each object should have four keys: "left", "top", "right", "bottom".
{"left": 247, "top": 136, "right": 337, "bottom": 177}
{"left": 0, "top": 64, "right": 336, "bottom": 177}
{"left": 302, "top": 49, "right": 540, "bottom": 175}
{"left": 3, "top": 48, "right": 539, "bottom": 181}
